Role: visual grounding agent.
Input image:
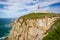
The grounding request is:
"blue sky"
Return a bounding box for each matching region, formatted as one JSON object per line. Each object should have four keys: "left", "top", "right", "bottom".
{"left": 0, "top": 0, "right": 60, "bottom": 18}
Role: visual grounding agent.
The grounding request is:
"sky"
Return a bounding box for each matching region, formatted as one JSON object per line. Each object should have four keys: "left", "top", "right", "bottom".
{"left": 0, "top": 0, "right": 60, "bottom": 18}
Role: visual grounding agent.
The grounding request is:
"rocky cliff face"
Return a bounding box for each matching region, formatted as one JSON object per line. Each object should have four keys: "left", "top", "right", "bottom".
{"left": 5, "top": 13, "right": 59, "bottom": 40}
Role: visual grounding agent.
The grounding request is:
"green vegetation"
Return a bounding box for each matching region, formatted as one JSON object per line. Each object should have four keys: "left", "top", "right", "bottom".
{"left": 19, "top": 13, "right": 60, "bottom": 40}
{"left": 43, "top": 19, "right": 60, "bottom": 40}
{"left": 19, "top": 13, "right": 60, "bottom": 19}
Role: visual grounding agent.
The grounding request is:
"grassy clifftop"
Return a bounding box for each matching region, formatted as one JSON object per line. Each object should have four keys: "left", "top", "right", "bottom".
{"left": 20, "top": 13, "right": 60, "bottom": 19}
{"left": 19, "top": 13, "right": 60, "bottom": 40}
{"left": 43, "top": 19, "right": 60, "bottom": 40}
{"left": 6, "top": 13, "right": 60, "bottom": 40}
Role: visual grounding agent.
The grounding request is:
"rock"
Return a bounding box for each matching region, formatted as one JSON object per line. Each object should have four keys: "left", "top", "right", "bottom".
{"left": 6, "top": 15, "right": 57, "bottom": 40}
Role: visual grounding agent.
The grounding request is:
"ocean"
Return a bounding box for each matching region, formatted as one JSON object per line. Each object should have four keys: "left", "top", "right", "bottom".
{"left": 0, "top": 18, "right": 15, "bottom": 40}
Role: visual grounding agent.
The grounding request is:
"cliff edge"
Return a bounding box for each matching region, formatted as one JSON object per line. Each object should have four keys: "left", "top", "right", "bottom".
{"left": 5, "top": 13, "right": 60, "bottom": 40}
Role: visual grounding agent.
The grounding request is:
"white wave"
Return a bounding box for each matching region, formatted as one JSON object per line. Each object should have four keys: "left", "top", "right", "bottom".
{"left": 0, "top": 36, "right": 7, "bottom": 40}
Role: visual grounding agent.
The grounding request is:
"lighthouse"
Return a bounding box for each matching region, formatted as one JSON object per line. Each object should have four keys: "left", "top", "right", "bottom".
{"left": 36, "top": 3, "right": 40, "bottom": 13}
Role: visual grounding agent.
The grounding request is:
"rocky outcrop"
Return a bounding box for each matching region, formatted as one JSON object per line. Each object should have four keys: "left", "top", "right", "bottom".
{"left": 6, "top": 12, "right": 60, "bottom": 40}
{"left": 5, "top": 16, "right": 58, "bottom": 40}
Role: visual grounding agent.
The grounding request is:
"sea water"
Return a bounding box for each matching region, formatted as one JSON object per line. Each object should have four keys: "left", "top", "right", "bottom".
{"left": 0, "top": 18, "right": 15, "bottom": 40}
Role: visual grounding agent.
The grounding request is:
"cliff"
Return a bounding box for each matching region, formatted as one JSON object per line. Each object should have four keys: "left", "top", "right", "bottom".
{"left": 5, "top": 13, "right": 60, "bottom": 40}
{"left": 43, "top": 19, "right": 60, "bottom": 40}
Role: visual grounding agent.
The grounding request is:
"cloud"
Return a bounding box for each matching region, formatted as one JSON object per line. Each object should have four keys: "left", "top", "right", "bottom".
{"left": 0, "top": 0, "right": 60, "bottom": 18}
{"left": 18, "top": 8, "right": 28, "bottom": 12}
{"left": 0, "top": 4, "right": 10, "bottom": 10}
{"left": 26, "top": 1, "right": 38, "bottom": 6}
{"left": 49, "top": 2, "right": 60, "bottom": 13}
{"left": 41, "top": 2, "right": 60, "bottom": 13}
{"left": 0, "top": 0, "right": 7, "bottom": 2}
{"left": 0, "top": 4, "right": 5, "bottom": 9}
{"left": 49, "top": 2, "right": 60, "bottom": 7}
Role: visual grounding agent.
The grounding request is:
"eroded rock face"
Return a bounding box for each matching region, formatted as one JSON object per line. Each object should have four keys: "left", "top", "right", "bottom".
{"left": 6, "top": 17, "right": 56, "bottom": 40}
